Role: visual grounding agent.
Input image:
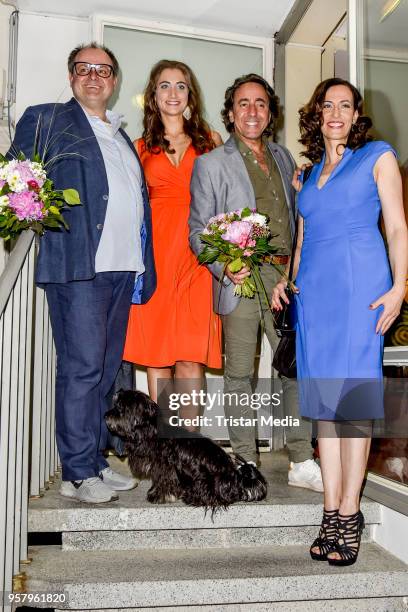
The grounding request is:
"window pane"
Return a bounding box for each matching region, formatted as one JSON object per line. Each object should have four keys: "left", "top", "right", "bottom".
{"left": 360, "top": 0, "right": 408, "bottom": 488}
{"left": 104, "top": 25, "right": 263, "bottom": 140}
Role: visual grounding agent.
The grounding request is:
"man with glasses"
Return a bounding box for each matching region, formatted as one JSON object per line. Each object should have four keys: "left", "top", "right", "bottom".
{"left": 10, "top": 42, "right": 156, "bottom": 503}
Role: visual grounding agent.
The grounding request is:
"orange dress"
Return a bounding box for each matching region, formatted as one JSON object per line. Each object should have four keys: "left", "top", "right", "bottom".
{"left": 123, "top": 140, "right": 222, "bottom": 368}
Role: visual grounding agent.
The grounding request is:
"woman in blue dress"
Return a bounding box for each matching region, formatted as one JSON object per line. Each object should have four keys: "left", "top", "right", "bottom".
{"left": 272, "top": 78, "right": 408, "bottom": 566}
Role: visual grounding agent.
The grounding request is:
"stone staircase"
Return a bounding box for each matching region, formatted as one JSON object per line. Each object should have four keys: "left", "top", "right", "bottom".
{"left": 23, "top": 451, "right": 408, "bottom": 611}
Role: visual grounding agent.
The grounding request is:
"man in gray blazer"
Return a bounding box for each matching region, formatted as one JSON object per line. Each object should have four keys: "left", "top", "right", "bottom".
{"left": 189, "top": 74, "right": 322, "bottom": 491}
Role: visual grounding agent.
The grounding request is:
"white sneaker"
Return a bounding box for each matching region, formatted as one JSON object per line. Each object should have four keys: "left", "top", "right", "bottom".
{"left": 60, "top": 477, "right": 119, "bottom": 503}
{"left": 99, "top": 467, "right": 138, "bottom": 491}
{"left": 288, "top": 459, "right": 324, "bottom": 492}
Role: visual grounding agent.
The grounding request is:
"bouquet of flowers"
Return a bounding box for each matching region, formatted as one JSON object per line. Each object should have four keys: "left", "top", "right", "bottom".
{"left": 198, "top": 207, "right": 281, "bottom": 299}
{"left": 0, "top": 153, "right": 80, "bottom": 242}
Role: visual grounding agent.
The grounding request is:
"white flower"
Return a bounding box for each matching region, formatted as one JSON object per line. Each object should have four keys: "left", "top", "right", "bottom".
{"left": 30, "top": 161, "right": 46, "bottom": 182}
{"left": 0, "top": 194, "right": 9, "bottom": 208}
{"left": 0, "top": 164, "right": 9, "bottom": 180}
{"left": 7, "top": 171, "right": 26, "bottom": 193}
{"left": 246, "top": 212, "right": 268, "bottom": 226}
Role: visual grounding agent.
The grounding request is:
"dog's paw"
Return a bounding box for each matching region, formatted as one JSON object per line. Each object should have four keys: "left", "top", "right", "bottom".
{"left": 146, "top": 486, "right": 179, "bottom": 504}
{"left": 146, "top": 487, "right": 161, "bottom": 504}
{"left": 163, "top": 494, "right": 178, "bottom": 503}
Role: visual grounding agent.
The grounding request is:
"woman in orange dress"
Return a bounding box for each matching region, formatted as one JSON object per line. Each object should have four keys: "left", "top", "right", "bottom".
{"left": 124, "top": 59, "right": 222, "bottom": 403}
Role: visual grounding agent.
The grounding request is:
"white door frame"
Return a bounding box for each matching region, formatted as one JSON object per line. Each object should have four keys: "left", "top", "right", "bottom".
{"left": 91, "top": 15, "right": 274, "bottom": 85}
{"left": 347, "top": 0, "right": 364, "bottom": 87}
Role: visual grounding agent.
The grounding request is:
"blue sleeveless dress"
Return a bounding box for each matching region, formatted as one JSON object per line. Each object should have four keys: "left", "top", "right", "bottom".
{"left": 295, "top": 141, "right": 395, "bottom": 421}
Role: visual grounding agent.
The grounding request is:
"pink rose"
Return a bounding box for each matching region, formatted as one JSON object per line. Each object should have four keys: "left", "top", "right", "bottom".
{"left": 222, "top": 220, "right": 252, "bottom": 249}
{"left": 8, "top": 191, "right": 44, "bottom": 221}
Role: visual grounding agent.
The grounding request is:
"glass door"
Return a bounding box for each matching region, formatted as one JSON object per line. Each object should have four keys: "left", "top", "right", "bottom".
{"left": 356, "top": 0, "right": 408, "bottom": 488}
{"left": 97, "top": 18, "right": 269, "bottom": 141}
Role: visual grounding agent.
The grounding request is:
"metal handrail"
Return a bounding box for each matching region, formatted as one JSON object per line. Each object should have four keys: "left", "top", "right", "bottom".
{"left": 0, "top": 231, "right": 34, "bottom": 315}
{"left": 0, "top": 230, "right": 57, "bottom": 611}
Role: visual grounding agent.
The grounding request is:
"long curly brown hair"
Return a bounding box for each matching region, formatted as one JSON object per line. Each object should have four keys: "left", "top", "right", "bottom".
{"left": 299, "top": 78, "right": 372, "bottom": 163}
{"left": 141, "top": 59, "right": 215, "bottom": 154}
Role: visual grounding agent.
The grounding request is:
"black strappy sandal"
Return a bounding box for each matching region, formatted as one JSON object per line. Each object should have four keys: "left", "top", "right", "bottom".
{"left": 310, "top": 508, "right": 339, "bottom": 561}
{"left": 327, "top": 510, "right": 365, "bottom": 566}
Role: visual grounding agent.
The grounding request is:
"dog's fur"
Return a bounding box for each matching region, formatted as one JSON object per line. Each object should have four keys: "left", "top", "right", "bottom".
{"left": 105, "top": 390, "right": 267, "bottom": 511}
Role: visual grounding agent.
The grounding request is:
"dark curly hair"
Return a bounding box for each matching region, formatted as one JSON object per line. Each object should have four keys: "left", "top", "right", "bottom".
{"left": 221, "top": 73, "right": 279, "bottom": 136}
{"left": 299, "top": 78, "right": 372, "bottom": 163}
{"left": 142, "top": 59, "right": 215, "bottom": 155}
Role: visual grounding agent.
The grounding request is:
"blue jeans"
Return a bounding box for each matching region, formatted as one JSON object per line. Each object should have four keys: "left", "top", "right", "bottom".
{"left": 45, "top": 272, "right": 135, "bottom": 481}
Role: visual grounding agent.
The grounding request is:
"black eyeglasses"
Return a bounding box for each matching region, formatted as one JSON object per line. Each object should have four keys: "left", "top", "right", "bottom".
{"left": 73, "top": 62, "right": 114, "bottom": 78}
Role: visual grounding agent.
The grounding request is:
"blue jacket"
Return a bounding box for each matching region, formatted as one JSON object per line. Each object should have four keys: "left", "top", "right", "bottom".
{"left": 10, "top": 97, "right": 156, "bottom": 303}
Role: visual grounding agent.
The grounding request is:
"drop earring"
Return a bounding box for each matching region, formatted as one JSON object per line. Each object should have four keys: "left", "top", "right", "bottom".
{"left": 183, "top": 106, "right": 191, "bottom": 120}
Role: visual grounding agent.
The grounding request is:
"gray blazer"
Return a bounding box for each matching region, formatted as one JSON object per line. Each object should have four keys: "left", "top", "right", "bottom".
{"left": 189, "top": 135, "right": 297, "bottom": 315}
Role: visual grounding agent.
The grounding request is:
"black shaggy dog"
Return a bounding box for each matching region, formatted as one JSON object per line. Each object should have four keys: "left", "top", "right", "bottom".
{"left": 105, "top": 389, "right": 267, "bottom": 511}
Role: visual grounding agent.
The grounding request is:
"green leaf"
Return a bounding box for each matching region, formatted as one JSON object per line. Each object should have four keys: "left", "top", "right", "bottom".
{"left": 62, "top": 189, "right": 81, "bottom": 205}
{"left": 228, "top": 257, "right": 243, "bottom": 273}
{"left": 241, "top": 278, "right": 256, "bottom": 298}
{"left": 53, "top": 214, "right": 69, "bottom": 230}
{"left": 43, "top": 218, "right": 61, "bottom": 228}
{"left": 198, "top": 245, "right": 220, "bottom": 264}
{"left": 6, "top": 215, "right": 17, "bottom": 228}
{"left": 30, "top": 221, "right": 43, "bottom": 234}
{"left": 240, "top": 207, "right": 252, "bottom": 218}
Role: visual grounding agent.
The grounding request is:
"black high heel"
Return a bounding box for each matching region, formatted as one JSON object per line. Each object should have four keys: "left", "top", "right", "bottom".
{"left": 310, "top": 508, "right": 338, "bottom": 561}
{"left": 327, "top": 510, "right": 365, "bottom": 566}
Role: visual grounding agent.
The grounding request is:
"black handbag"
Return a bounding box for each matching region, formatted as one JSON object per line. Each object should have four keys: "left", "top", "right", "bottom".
{"left": 272, "top": 275, "right": 297, "bottom": 378}
{"left": 272, "top": 166, "right": 312, "bottom": 378}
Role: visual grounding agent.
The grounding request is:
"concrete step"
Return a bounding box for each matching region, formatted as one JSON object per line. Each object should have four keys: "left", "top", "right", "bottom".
{"left": 29, "top": 492, "right": 380, "bottom": 533}
{"left": 54, "top": 599, "right": 408, "bottom": 612}
{"left": 23, "top": 543, "right": 408, "bottom": 609}
{"left": 62, "top": 524, "right": 373, "bottom": 551}
{"left": 28, "top": 453, "right": 381, "bottom": 534}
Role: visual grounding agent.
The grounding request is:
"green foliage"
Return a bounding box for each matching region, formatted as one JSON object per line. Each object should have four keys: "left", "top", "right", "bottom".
{"left": 234, "top": 277, "right": 257, "bottom": 298}
{"left": 240, "top": 207, "right": 252, "bottom": 218}
{"left": 228, "top": 258, "right": 243, "bottom": 273}
{"left": 62, "top": 189, "right": 81, "bottom": 205}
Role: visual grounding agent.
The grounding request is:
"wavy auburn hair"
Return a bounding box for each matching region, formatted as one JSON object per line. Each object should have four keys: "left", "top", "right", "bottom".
{"left": 299, "top": 78, "right": 372, "bottom": 163}
{"left": 142, "top": 59, "right": 215, "bottom": 154}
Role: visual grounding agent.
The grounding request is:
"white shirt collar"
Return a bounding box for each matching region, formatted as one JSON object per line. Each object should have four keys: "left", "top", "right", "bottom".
{"left": 77, "top": 101, "right": 123, "bottom": 135}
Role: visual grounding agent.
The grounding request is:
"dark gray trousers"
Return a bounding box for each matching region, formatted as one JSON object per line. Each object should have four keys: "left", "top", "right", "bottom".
{"left": 222, "top": 266, "right": 312, "bottom": 464}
